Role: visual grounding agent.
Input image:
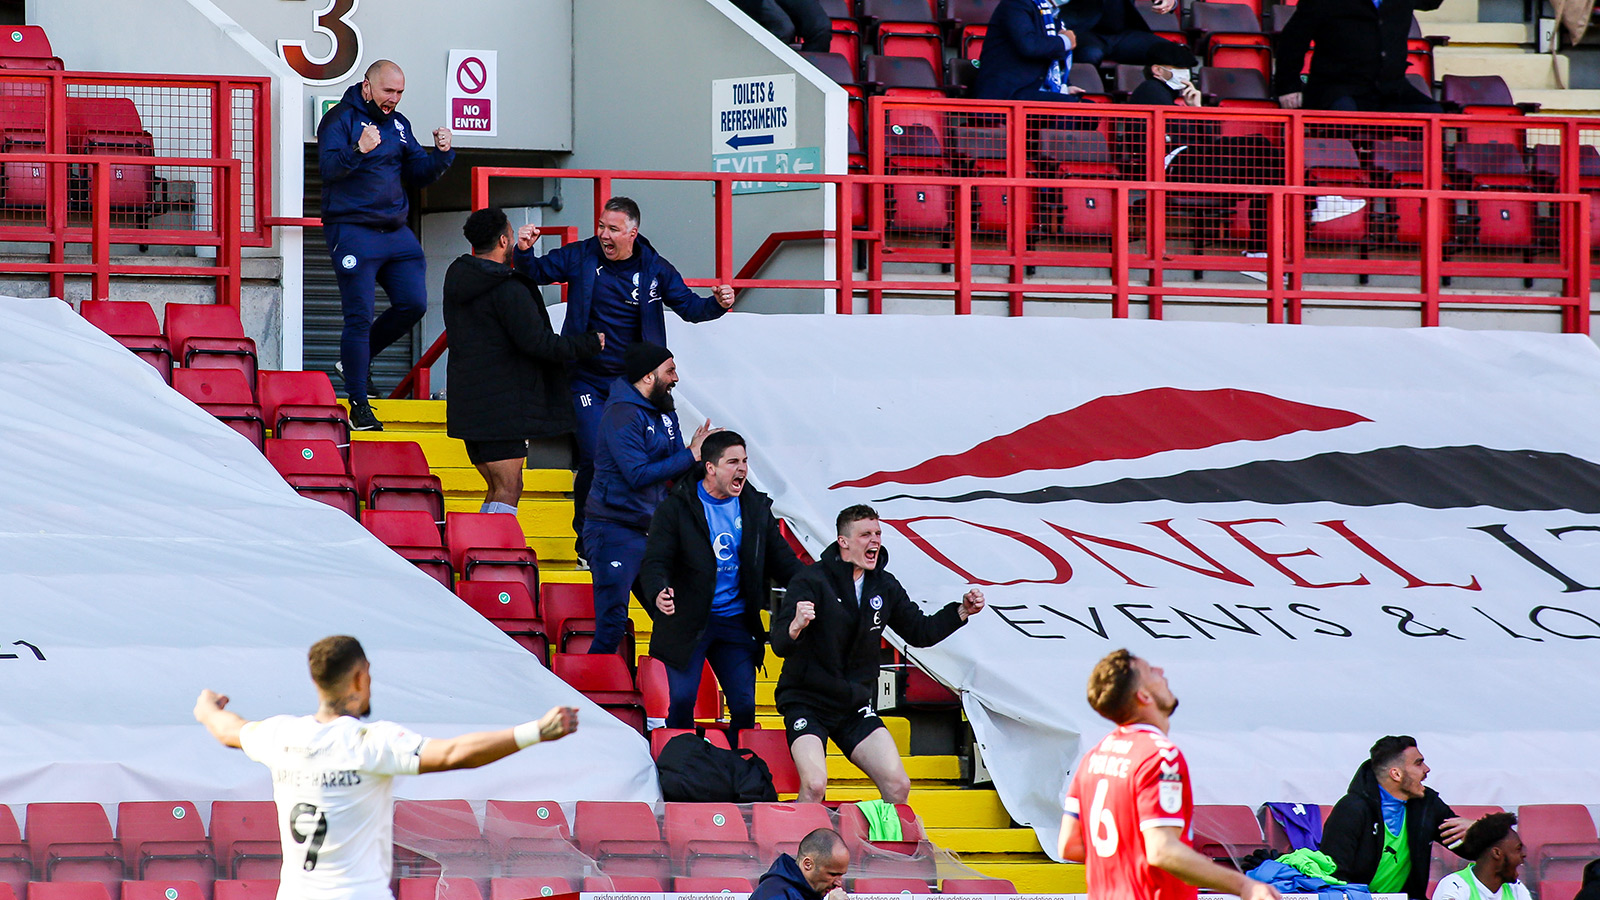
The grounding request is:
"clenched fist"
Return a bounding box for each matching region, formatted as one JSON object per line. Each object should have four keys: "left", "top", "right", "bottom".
{"left": 656, "top": 588, "right": 676, "bottom": 616}
{"left": 788, "top": 600, "right": 817, "bottom": 640}
{"left": 434, "top": 127, "right": 452, "bottom": 152}
{"left": 516, "top": 223, "right": 541, "bottom": 251}
{"left": 357, "top": 123, "right": 381, "bottom": 153}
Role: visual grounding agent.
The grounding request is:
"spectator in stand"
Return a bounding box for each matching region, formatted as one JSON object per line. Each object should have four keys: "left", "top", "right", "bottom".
{"left": 584, "top": 342, "right": 718, "bottom": 657}
{"left": 442, "top": 208, "right": 604, "bottom": 515}
{"left": 975, "top": 0, "right": 1195, "bottom": 102}
{"left": 732, "top": 0, "right": 830, "bottom": 52}
{"left": 317, "top": 59, "right": 454, "bottom": 432}
{"left": 749, "top": 828, "right": 850, "bottom": 900}
{"left": 515, "top": 198, "right": 734, "bottom": 564}
{"left": 1274, "top": 0, "right": 1444, "bottom": 112}
{"left": 771, "top": 504, "right": 985, "bottom": 804}
{"left": 1432, "top": 813, "right": 1532, "bottom": 900}
{"left": 639, "top": 430, "right": 806, "bottom": 746}
{"left": 1323, "top": 736, "right": 1475, "bottom": 900}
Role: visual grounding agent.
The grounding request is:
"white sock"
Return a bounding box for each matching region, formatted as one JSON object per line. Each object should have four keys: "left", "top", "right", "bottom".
{"left": 480, "top": 501, "right": 519, "bottom": 515}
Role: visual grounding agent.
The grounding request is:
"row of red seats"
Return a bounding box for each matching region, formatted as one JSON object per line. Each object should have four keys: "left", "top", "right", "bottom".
{"left": 391, "top": 874, "right": 1018, "bottom": 900}
{"left": 1197, "top": 802, "right": 1600, "bottom": 889}
{"left": 80, "top": 301, "right": 256, "bottom": 388}
{"left": 0, "top": 883, "right": 271, "bottom": 900}
{"left": 0, "top": 799, "right": 962, "bottom": 897}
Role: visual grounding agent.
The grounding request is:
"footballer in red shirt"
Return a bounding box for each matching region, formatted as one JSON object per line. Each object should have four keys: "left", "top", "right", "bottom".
{"left": 1059, "top": 651, "right": 1281, "bottom": 900}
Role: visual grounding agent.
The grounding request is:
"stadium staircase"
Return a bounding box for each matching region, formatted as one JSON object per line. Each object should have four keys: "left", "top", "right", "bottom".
{"left": 357, "top": 398, "right": 1086, "bottom": 893}
{"left": 1418, "top": 0, "right": 1600, "bottom": 113}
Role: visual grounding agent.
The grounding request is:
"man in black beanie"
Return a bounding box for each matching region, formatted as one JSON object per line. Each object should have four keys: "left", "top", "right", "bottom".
{"left": 584, "top": 341, "right": 719, "bottom": 655}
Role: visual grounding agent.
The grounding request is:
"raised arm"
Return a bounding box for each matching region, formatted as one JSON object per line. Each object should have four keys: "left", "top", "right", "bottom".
{"left": 193, "top": 689, "right": 247, "bottom": 749}
{"left": 418, "top": 706, "right": 578, "bottom": 773}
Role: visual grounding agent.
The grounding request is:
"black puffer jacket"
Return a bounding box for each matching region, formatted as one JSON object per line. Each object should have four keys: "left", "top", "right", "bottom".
{"left": 1322, "top": 761, "right": 1458, "bottom": 899}
{"left": 770, "top": 544, "right": 965, "bottom": 718}
{"left": 443, "top": 254, "right": 601, "bottom": 441}
{"left": 638, "top": 478, "right": 806, "bottom": 670}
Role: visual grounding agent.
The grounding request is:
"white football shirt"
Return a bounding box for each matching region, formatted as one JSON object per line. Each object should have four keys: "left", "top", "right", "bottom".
{"left": 1433, "top": 869, "right": 1534, "bottom": 900}
{"left": 239, "top": 714, "right": 429, "bottom": 900}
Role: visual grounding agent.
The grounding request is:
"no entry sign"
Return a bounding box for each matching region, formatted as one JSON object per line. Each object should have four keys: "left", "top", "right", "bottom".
{"left": 445, "top": 49, "right": 497, "bottom": 137}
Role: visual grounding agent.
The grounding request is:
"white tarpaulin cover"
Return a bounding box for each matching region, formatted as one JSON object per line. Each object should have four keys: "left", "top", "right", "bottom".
{"left": 655, "top": 312, "right": 1600, "bottom": 858}
{"left": 0, "top": 297, "right": 657, "bottom": 805}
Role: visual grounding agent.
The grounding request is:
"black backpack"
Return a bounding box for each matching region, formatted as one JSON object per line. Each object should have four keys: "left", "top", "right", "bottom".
{"left": 655, "top": 733, "right": 778, "bottom": 803}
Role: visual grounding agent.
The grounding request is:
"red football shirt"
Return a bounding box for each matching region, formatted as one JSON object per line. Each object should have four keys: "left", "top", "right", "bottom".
{"left": 1065, "top": 724, "right": 1198, "bottom": 900}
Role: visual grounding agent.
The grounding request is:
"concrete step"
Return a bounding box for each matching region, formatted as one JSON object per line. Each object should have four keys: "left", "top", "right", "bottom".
{"left": 926, "top": 827, "right": 1043, "bottom": 854}
{"left": 1415, "top": 0, "right": 1479, "bottom": 24}
{"left": 1419, "top": 21, "right": 1529, "bottom": 44}
{"left": 1523, "top": 88, "right": 1600, "bottom": 114}
{"left": 830, "top": 788, "right": 1012, "bottom": 828}
{"left": 359, "top": 398, "right": 447, "bottom": 431}
{"left": 827, "top": 754, "right": 960, "bottom": 782}
{"left": 1432, "top": 47, "right": 1567, "bottom": 88}
{"left": 964, "top": 862, "right": 1086, "bottom": 894}
{"left": 437, "top": 466, "right": 573, "bottom": 495}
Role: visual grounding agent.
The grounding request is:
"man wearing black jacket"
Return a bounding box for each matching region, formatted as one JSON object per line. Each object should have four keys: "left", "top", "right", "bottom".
{"left": 771, "top": 504, "right": 985, "bottom": 803}
{"left": 639, "top": 431, "right": 805, "bottom": 743}
{"left": 443, "top": 208, "right": 604, "bottom": 515}
{"left": 1274, "top": 0, "right": 1444, "bottom": 112}
{"left": 1322, "top": 735, "right": 1474, "bottom": 899}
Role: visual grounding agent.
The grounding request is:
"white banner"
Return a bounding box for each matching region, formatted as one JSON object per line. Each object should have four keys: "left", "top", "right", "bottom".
{"left": 655, "top": 313, "right": 1600, "bottom": 857}
{"left": 0, "top": 297, "right": 656, "bottom": 805}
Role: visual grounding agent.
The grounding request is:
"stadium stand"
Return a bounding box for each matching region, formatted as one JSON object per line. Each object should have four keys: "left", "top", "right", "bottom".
{"left": 78, "top": 301, "right": 172, "bottom": 382}
{"left": 172, "top": 369, "right": 265, "bottom": 450}
{"left": 363, "top": 508, "right": 456, "bottom": 589}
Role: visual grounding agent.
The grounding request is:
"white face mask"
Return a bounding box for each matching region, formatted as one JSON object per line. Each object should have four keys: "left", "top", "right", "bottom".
{"left": 1163, "top": 68, "right": 1192, "bottom": 90}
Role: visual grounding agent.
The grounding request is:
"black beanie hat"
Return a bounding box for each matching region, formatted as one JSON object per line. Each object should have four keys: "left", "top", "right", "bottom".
{"left": 625, "top": 342, "right": 673, "bottom": 383}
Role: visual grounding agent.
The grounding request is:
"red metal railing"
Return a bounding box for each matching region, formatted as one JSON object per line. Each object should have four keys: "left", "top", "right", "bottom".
{"left": 391, "top": 227, "right": 580, "bottom": 400}
{"left": 0, "top": 153, "right": 243, "bottom": 304}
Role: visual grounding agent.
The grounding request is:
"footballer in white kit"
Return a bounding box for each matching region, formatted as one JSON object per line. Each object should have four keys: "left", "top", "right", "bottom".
{"left": 196, "top": 636, "right": 579, "bottom": 900}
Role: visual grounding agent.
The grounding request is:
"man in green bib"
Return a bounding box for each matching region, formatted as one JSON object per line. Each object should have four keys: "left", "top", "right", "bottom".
{"left": 1322, "top": 736, "right": 1476, "bottom": 898}
{"left": 1431, "top": 813, "right": 1532, "bottom": 900}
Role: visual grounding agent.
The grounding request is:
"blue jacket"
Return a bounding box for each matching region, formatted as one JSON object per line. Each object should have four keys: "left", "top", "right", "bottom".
{"left": 586, "top": 377, "right": 697, "bottom": 531}
{"left": 317, "top": 83, "right": 454, "bottom": 229}
{"left": 973, "top": 0, "right": 1073, "bottom": 100}
{"left": 513, "top": 234, "right": 727, "bottom": 362}
{"left": 1246, "top": 860, "right": 1373, "bottom": 900}
{"left": 749, "top": 854, "right": 825, "bottom": 900}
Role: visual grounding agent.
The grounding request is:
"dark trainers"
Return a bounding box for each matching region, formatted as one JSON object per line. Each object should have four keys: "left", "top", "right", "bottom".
{"left": 349, "top": 400, "right": 384, "bottom": 432}
{"left": 334, "top": 361, "right": 379, "bottom": 399}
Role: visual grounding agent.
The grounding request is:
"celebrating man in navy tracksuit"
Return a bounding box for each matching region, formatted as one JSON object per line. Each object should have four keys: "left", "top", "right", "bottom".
{"left": 513, "top": 197, "right": 733, "bottom": 562}
{"left": 583, "top": 342, "right": 718, "bottom": 657}
{"left": 317, "top": 59, "right": 455, "bottom": 431}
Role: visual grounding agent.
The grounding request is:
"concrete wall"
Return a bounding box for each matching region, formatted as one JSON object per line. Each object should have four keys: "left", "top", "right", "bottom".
{"left": 542, "top": 0, "right": 848, "bottom": 314}
{"left": 206, "top": 0, "right": 572, "bottom": 152}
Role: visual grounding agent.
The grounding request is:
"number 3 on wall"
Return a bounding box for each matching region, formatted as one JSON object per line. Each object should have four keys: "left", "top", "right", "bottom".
{"left": 278, "top": 0, "right": 363, "bottom": 85}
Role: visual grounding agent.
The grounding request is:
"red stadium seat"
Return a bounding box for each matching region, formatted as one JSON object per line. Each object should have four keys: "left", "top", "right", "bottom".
{"left": 1190, "top": 2, "right": 1271, "bottom": 78}
{"left": 209, "top": 802, "right": 280, "bottom": 881}
{"left": 363, "top": 509, "right": 454, "bottom": 589}
{"left": 1518, "top": 805, "right": 1600, "bottom": 882}
{"left": 883, "top": 123, "right": 952, "bottom": 238}
{"left": 115, "top": 802, "right": 213, "bottom": 886}
{"left": 1259, "top": 802, "right": 1323, "bottom": 852}
{"left": 1301, "top": 138, "right": 1371, "bottom": 247}
{"left": 25, "top": 803, "right": 125, "bottom": 893}
{"left": 349, "top": 440, "right": 444, "bottom": 522}
{"left": 1193, "top": 805, "right": 1270, "bottom": 863}
{"left": 543, "top": 582, "right": 632, "bottom": 661}
{"left": 120, "top": 882, "right": 204, "bottom": 900}
{"left": 674, "top": 877, "right": 753, "bottom": 893}
{"left": 0, "top": 25, "right": 63, "bottom": 68}
{"left": 1136, "top": 0, "right": 1187, "bottom": 45}
{"left": 741, "top": 730, "right": 802, "bottom": 796}
{"left": 864, "top": 55, "right": 948, "bottom": 137}
{"left": 941, "top": 879, "right": 1017, "bottom": 894}
{"left": 483, "top": 801, "right": 582, "bottom": 883}
{"left": 1441, "top": 74, "right": 1528, "bottom": 144}
{"left": 582, "top": 876, "right": 662, "bottom": 892}
{"left": 80, "top": 301, "right": 172, "bottom": 381}
{"left": 947, "top": 126, "right": 1011, "bottom": 234}
{"left": 257, "top": 371, "right": 349, "bottom": 457}
{"left": 264, "top": 438, "right": 359, "bottom": 517}
{"left": 1539, "top": 882, "right": 1582, "bottom": 900}
{"left": 444, "top": 512, "right": 539, "bottom": 599}
{"left": 490, "top": 877, "right": 574, "bottom": 900}
{"left": 819, "top": 0, "right": 863, "bottom": 78}
{"left": 800, "top": 51, "right": 868, "bottom": 146}
{"left": 173, "top": 369, "right": 266, "bottom": 450}
{"left": 947, "top": 0, "right": 998, "bottom": 60}
{"left": 212, "top": 883, "right": 279, "bottom": 900}
{"left": 163, "top": 304, "right": 258, "bottom": 387}
{"left": 638, "top": 657, "right": 722, "bottom": 726}
{"left": 457, "top": 581, "right": 548, "bottom": 662}
{"left": 551, "top": 656, "right": 646, "bottom": 734}
{"left": 752, "top": 804, "right": 834, "bottom": 861}
{"left": 838, "top": 803, "right": 934, "bottom": 880}
{"left": 1370, "top": 139, "right": 1451, "bottom": 246}
{"left": 0, "top": 808, "right": 30, "bottom": 900}
{"left": 852, "top": 878, "right": 932, "bottom": 894}
{"left": 30, "top": 885, "right": 113, "bottom": 900}
{"left": 1032, "top": 131, "right": 1118, "bottom": 241}
{"left": 863, "top": 0, "right": 944, "bottom": 81}
{"left": 901, "top": 666, "right": 958, "bottom": 708}
{"left": 664, "top": 803, "right": 759, "bottom": 877}
{"left": 573, "top": 802, "right": 670, "bottom": 882}
{"left": 66, "top": 97, "right": 157, "bottom": 216}
{"left": 1449, "top": 142, "right": 1536, "bottom": 250}
{"left": 393, "top": 800, "right": 490, "bottom": 878}
{"left": 395, "top": 878, "right": 482, "bottom": 900}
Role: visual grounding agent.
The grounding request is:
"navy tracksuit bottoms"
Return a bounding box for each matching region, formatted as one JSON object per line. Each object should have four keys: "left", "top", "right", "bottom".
{"left": 583, "top": 518, "right": 646, "bottom": 656}
{"left": 326, "top": 222, "right": 428, "bottom": 401}
{"left": 570, "top": 369, "right": 613, "bottom": 554}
